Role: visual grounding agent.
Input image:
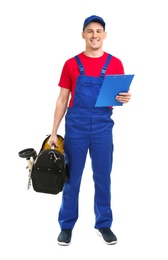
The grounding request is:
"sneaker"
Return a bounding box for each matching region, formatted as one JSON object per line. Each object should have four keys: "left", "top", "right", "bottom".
{"left": 97, "top": 228, "right": 117, "bottom": 245}
{"left": 57, "top": 229, "right": 72, "bottom": 246}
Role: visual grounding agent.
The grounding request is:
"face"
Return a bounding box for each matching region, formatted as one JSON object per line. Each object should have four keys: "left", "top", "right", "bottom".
{"left": 82, "top": 22, "right": 107, "bottom": 51}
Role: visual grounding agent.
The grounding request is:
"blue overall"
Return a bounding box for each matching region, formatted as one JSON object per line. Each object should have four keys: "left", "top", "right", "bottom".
{"left": 58, "top": 54, "right": 115, "bottom": 230}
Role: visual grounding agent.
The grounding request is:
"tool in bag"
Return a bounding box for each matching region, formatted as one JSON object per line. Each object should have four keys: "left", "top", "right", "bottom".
{"left": 18, "top": 134, "right": 68, "bottom": 195}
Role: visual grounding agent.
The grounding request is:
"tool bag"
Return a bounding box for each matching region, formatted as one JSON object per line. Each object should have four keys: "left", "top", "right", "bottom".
{"left": 31, "top": 135, "right": 68, "bottom": 195}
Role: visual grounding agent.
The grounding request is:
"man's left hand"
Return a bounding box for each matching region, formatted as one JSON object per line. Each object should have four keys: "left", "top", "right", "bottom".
{"left": 115, "top": 91, "right": 131, "bottom": 104}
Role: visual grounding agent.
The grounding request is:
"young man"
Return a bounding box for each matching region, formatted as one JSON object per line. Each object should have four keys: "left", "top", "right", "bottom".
{"left": 48, "top": 15, "right": 131, "bottom": 246}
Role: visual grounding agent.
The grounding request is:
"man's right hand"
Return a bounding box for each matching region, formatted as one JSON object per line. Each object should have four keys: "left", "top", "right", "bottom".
{"left": 47, "top": 134, "right": 58, "bottom": 148}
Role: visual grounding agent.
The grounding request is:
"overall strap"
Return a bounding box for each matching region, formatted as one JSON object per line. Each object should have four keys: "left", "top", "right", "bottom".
{"left": 100, "top": 54, "right": 113, "bottom": 77}
{"left": 75, "top": 54, "right": 112, "bottom": 76}
{"left": 74, "top": 55, "right": 85, "bottom": 75}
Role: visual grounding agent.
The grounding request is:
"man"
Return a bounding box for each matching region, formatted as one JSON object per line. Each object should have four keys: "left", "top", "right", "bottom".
{"left": 48, "top": 15, "right": 131, "bottom": 246}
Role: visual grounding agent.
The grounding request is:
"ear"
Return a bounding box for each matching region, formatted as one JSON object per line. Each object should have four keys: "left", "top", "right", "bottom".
{"left": 104, "top": 32, "right": 107, "bottom": 39}
{"left": 82, "top": 32, "right": 85, "bottom": 39}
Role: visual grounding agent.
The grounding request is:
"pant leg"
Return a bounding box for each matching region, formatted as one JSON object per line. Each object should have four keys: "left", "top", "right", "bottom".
{"left": 89, "top": 112, "right": 114, "bottom": 229}
{"left": 58, "top": 109, "right": 90, "bottom": 229}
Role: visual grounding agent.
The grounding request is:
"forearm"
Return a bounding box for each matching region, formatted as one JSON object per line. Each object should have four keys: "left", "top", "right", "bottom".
{"left": 51, "top": 99, "right": 67, "bottom": 136}
{"left": 50, "top": 87, "right": 70, "bottom": 136}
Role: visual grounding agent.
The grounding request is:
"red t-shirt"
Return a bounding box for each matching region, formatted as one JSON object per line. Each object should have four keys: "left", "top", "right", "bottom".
{"left": 58, "top": 51, "right": 124, "bottom": 107}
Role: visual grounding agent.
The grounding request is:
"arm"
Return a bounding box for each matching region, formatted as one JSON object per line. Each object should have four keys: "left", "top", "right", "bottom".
{"left": 114, "top": 57, "right": 131, "bottom": 104}
{"left": 48, "top": 87, "right": 70, "bottom": 147}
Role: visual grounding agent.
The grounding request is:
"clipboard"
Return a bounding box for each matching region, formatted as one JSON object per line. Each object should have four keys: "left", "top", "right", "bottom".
{"left": 95, "top": 74, "right": 134, "bottom": 106}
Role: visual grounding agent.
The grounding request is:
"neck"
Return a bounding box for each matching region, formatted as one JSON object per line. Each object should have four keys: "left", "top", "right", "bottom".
{"left": 84, "top": 49, "right": 104, "bottom": 58}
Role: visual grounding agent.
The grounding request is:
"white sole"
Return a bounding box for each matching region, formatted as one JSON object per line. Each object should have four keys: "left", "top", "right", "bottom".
{"left": 57, "top": 241, "right": 71, "bottom": 246}
{"left": 97, "top": 230, "right": 118, "bottom": 245}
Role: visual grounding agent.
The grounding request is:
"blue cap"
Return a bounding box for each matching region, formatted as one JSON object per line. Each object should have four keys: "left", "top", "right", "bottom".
{"left": 83, "top": 15, "right": 106, "bottom": 31}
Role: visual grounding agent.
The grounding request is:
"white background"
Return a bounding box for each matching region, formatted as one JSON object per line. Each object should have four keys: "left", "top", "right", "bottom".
{"left": 0, "top": 0, "right": 168, "bottom": 259}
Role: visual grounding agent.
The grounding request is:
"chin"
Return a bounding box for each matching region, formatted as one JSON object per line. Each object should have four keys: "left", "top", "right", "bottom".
{"left": 91, "top": 46, "right": 100, "bottom": 50}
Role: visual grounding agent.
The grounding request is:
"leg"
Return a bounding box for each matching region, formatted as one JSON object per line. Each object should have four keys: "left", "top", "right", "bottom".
{"left": 58, "top": 110, "right": 90, "bottom": 229}
{"left": 90, "top": 114, "right": 114, "bottom": 228}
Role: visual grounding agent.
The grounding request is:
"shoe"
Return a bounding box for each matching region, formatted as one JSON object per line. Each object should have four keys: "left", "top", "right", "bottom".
{"left": 97, "top": 228, "right": 117, "bottom": 245}
{"left": 57, "top": 229, "right": 72, "bottom": 246}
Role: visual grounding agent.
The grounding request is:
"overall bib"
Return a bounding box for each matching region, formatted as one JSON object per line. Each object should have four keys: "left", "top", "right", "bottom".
{"left": 58, "top": 54, "right": 115, "bottom": 230}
